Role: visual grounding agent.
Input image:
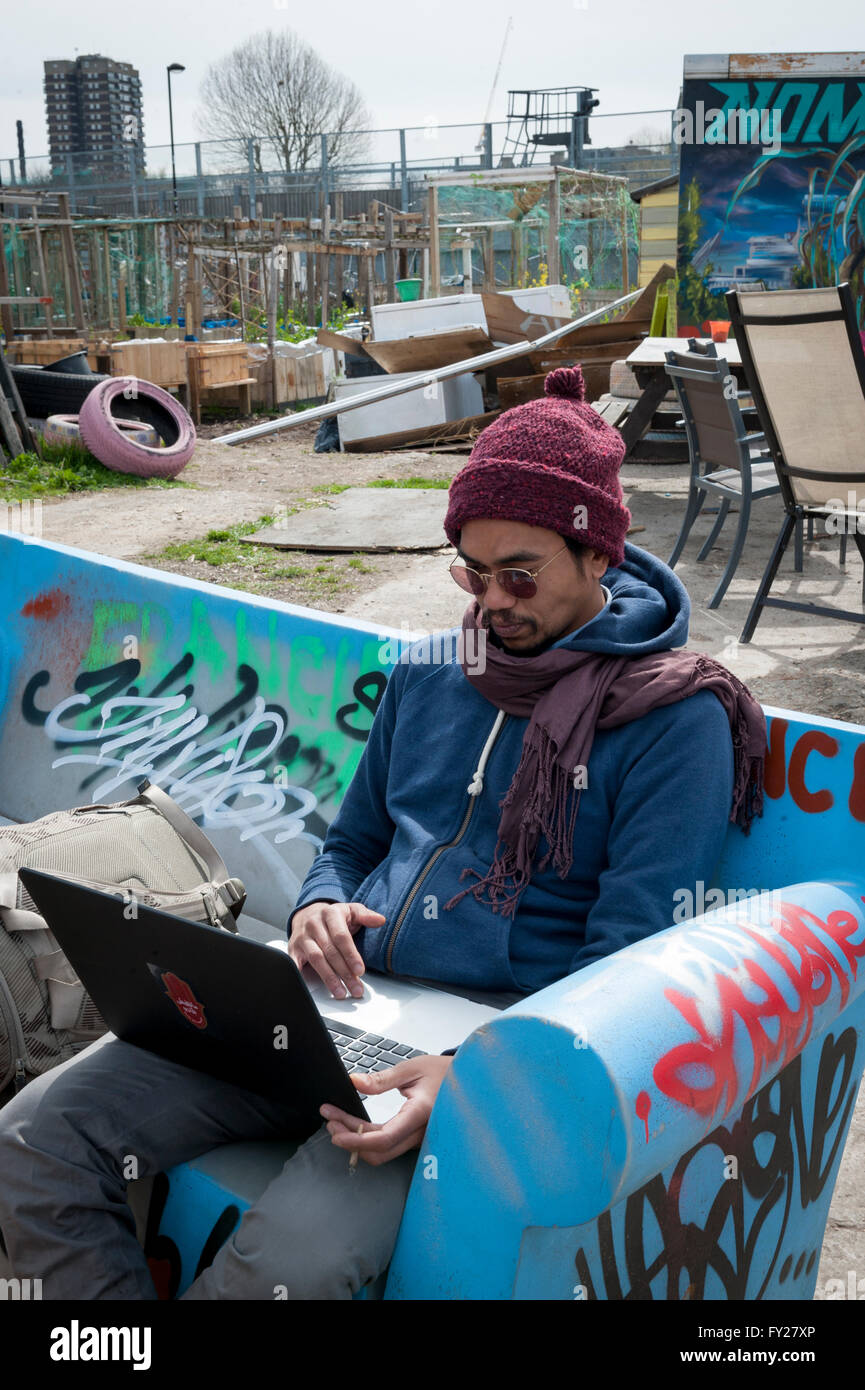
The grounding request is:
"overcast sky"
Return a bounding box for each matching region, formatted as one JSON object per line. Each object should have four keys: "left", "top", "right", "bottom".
{"left": 3, "top": 0, "right": 864, "bottom": 163}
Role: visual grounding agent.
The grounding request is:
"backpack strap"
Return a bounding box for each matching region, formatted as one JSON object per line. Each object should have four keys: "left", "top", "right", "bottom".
{"left": 135, "top": 781, "right": 246, "bottom": 924}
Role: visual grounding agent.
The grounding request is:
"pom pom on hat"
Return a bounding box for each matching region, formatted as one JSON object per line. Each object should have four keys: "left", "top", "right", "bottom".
{"left": 544, "top": 365, "right": 586, "bottom": 402}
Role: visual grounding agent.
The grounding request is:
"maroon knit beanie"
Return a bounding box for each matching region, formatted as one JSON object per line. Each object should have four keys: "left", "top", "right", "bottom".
{"left": 444, "top": 366, "right": 630, "bottom": 566}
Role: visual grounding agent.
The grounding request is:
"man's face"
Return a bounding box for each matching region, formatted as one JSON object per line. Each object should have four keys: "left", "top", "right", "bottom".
{"left": 457, "top": 519, "right": 610, "bottom": 656}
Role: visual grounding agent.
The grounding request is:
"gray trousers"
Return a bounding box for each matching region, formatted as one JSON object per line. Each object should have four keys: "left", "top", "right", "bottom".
{"left": 0, "top": 1034, "right": 417, "bottom": 1300}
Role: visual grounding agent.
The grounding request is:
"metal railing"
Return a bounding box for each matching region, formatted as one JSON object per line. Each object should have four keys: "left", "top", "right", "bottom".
{"left": 1, "top": 112, "right": 678, "bottom": 221}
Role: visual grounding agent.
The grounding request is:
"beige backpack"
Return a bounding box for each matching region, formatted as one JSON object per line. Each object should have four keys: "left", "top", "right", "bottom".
{"left": 0, "top": 780, "right": 245, "bottom": 1095}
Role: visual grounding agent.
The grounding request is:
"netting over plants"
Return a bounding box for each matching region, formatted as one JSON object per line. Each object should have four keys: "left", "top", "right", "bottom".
{"left": 1, "top": 219, "right": 173, "bottom": 332}
{"left": 431, "top": 168, "right": 639, "bottom": 308}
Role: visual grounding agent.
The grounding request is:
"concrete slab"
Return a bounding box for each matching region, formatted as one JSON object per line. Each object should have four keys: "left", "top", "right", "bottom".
{"left": 240, "top": 487, "right": 449, "bottom": 552}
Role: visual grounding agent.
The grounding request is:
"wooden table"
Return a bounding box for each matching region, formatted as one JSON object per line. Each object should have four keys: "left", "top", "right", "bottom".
{"left": 619, "top": 336, "right": 744, "bottom": 459}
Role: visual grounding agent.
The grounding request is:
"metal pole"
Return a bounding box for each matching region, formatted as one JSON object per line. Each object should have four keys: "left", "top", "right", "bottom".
{"left": 483, "top": 123, "right": 493, "bottom": 169}
{"left": 320, "top": 133, "right": 329, "bottom": 209}
{"left": 215, "top": 286, "right": 641, "bottom": 445}
{"left": 195, "top": 142, "right": 205, "bottom": 217}
{"left": 247, "top": 137, "right": 256, "bottom": 217}
{"left": 130, "top": 144, "right": 139, "bottom": 218}
{"left": 66, "top": 154, "right": 77, "bottom": 214}
{"left": 399, "top": 129, "right": 408, "bottom": 212}
{"left": 168, "top": 70, "right": 179, "bottom": 216}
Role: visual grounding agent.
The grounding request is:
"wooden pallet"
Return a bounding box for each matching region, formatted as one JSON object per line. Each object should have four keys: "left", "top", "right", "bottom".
{"left": 0, "top": 342, "right": 39, "bottom": 458}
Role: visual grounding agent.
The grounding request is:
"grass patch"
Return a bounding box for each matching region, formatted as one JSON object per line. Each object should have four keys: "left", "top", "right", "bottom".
{"left": 0, "top": 439, "right": 182, "bottom": 501}
{"left": 310, "top": 476, "right": 449, "bottom": 498}
{"left": 143, "top": 516, "right": 380, "bottom": 601}
{"left": 366, "top": 476, "right": 450, "bottom": 489}
{"left": 151, "top": 516, "right": 272, "bottom": 567}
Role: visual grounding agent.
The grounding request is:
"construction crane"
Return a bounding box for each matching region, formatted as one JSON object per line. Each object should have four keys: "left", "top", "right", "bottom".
{"left": 475, "top": 16, "right": 514, "bottom": 152}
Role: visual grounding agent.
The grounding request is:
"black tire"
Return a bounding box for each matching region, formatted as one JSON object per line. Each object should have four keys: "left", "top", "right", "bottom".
{"left": 10, "top": 366, "right": 110, "bottom": 419}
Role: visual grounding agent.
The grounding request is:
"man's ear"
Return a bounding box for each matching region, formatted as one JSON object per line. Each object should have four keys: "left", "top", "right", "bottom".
{"left": 587, "top": 548, "right": 610, "bottom": 580}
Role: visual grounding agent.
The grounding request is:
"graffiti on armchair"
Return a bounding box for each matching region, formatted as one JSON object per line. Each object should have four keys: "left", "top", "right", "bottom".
{"left": 575, "top": 1026, "right": 859, "bottom": 1300}
{"left": 766, "top": 717, "right": 865, "bottom": 819}
{"left": 20, "top": 655, "right": 386, "bottom": 849}
{"left": 652, "top": 899, "right": 865, "bottom": 1121}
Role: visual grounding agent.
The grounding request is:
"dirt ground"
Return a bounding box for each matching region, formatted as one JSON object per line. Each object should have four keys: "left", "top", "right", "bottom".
{"left": 38, "top": 417, "right": 460, "bottom": 610}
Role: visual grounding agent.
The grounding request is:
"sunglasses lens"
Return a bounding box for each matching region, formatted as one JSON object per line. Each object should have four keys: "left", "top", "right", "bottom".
{"left": 500, "top": 570, "right": 537, "bottom": 598}
{"left": 450, "top": 565, "right": 485, "bottom": 596}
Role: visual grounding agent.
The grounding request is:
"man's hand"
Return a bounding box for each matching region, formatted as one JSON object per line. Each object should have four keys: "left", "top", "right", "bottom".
{"left": 288, "top": 900, "right": 385, "bottom": 999}
{"left": 320, "top": 1055, "right": 453, "bottom": 1165}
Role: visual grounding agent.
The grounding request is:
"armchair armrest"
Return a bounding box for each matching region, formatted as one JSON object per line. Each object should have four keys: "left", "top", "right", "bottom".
{"left": 386, "top": 880, "right": 865, "bottom": 1301}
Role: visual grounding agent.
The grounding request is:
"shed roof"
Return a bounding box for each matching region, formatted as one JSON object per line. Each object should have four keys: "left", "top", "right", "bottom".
{"left": 630, "top": 174, "right": 678, "bottom": 203}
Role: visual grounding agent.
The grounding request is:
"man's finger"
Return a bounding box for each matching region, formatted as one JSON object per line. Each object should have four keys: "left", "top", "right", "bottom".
{"left": 325, "top": 1101, "right": 426, "bottom": 1154}
{"left": 321, "top": 908, "right": 366, "bottom": 978}
{"left": 303, "top": 941, "right": 354, "bottom": 999}
{"left": 350, "top": 1060, "right": 426, "bottom": 1091}
{"left": 358, "top": 1123, "right": 428, "bottom": 1167}
{"left": 347, "top": 903, "right": 386, "bottom": 932}
{"left": 307, "top": 921, "right": 363, "bottom": 997}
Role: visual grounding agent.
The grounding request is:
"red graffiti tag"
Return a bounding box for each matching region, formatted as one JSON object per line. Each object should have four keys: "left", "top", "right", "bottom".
{"left": 788, "top": 731, "right": 838, "bottom": 813}
{"left": 765, "top": 718, "right": 840, "bottom": 813}
{"left": 635, "top": 1090, "right": 651, "bottom": 1143}
{"left": 850, "top": 744, "right": 865, "bottom": 823}
{"left": 653, "top": 900, "right": 865, "bottom": 1120}
{"left": 20, "top": 589, "right": 71, "bottom": 620}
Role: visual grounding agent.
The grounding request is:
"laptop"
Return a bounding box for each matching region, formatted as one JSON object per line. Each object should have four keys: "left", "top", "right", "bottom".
{"left": 19, "top": 868, "right": 502, "bottom": 1130}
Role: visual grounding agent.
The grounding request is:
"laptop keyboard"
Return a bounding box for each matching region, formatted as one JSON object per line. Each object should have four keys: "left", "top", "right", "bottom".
{"left": 323, "top": 1018, "right": 426, "bottom": 1074}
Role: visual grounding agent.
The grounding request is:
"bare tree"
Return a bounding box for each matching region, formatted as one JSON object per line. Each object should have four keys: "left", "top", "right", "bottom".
{"left": 197, "top": 29, "right": 372, "bottom": 172}
{"left": 627, "top": 124, "right": 669, "bottom": 148}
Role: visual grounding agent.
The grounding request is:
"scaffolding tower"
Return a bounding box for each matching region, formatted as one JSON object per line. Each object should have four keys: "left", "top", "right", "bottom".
{"left": 500, "top": 88, "right": 600, "bottom": 169}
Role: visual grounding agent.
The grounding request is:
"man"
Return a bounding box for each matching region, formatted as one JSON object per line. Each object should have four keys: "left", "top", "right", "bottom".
{"left": 0, "top": 366, "right": 765, "bottom": 1299}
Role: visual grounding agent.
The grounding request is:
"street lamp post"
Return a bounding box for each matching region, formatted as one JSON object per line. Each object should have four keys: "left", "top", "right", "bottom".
{"left": 167, "top": 63, "right": 185, "bottom": 218}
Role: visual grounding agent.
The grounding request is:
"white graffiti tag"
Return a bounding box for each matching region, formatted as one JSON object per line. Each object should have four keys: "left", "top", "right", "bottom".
{"left": 44, "top": 691, "right": 322, "bottom": 848}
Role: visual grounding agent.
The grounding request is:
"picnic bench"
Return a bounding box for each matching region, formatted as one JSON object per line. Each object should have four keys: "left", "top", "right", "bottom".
{"left": 0, "top": 530, "right": 863, "bottom": 1299}
{"left": 618, "top": 336, "right": 745, "bottom": 459}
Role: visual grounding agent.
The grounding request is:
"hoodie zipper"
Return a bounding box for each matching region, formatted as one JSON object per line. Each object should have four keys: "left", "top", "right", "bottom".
{"left": 384, "top": 711, "right": 508, "bottom": 972}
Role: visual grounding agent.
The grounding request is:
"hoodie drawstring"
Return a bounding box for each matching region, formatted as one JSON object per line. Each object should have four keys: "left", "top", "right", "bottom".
{"left": 467, "top": 709, "right": 506, "bottom": 795}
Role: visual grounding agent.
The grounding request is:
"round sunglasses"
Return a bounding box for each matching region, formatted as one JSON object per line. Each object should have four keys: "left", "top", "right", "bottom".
{"left": 449, "top": 544, "right": 569, "bottom": 599}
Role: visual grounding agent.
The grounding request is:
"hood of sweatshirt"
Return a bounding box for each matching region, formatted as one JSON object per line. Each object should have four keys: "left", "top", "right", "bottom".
{"left": 487, "top": 542, "right": 691, "bottom": 661}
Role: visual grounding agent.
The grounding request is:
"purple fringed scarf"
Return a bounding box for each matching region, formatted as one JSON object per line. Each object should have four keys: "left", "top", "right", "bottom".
{"left": 443, "top": 600, "right": 767, "bottom": 920}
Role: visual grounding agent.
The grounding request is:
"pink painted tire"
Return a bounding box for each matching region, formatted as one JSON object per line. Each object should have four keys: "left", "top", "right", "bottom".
{"left": 43, "top": 413, "right": 161, "bottom": 450}
{"left": 78, "top": 377, "right": 196, "bottom": 479}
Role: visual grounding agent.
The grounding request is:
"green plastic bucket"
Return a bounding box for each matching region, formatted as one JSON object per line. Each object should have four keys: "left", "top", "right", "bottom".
{"left": 395, "top": 278, "right": 423, "bottom": 302}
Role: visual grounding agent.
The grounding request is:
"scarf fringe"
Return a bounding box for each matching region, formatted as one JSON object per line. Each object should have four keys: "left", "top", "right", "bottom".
{"left": 444, "top": 618, "right": 768, "bottom": 920}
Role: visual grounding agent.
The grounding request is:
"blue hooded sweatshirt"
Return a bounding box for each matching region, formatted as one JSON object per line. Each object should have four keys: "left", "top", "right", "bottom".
{"left": 289, "top": 544, "right": 735, "bottom": 997}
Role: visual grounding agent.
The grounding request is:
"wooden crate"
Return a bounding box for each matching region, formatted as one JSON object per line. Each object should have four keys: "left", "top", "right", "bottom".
{"left": 186, "top": 342, "right": 255, "bottom": 423}
{"left": 6, "top": 338, "right": 98, "bottom": 370}
{"left": 227, "top": 349, "right": 329, "bottom": 409}
{"left": 187, "top": 342, "right": 250, "bottom": 388}
{"left": 108, "top": 339, "right": 188, "bottom": 389}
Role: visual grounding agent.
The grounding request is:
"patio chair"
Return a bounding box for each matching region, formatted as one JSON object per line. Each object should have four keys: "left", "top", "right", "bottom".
{"left": 664, "top": 346, "right": 780, "bottom": 608}
{"left": 727, "top": 282, "right": 865, "bottom": 643}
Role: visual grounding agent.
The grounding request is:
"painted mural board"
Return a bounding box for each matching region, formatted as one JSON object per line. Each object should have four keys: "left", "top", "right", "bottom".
{"left": 676, "top": 52, "right": 865, "bottom": 334}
